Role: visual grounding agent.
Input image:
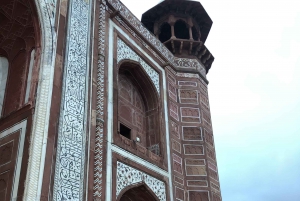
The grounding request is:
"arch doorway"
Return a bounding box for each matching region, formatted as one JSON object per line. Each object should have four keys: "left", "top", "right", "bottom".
{"left": 120, "top": 185, "right": 159, "bottom": 201}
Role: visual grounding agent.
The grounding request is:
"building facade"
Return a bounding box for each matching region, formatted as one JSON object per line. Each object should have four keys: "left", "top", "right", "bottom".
{"left": 0, "top": 0, "right": 221, "bottom": 200}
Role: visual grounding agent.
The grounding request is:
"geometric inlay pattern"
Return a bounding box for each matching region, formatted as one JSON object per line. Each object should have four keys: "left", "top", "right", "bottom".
{"left": 53, "top": 0, "right": 92, "bottom": 200}
{"left": 116, "top": 161, "right": 166, "bottom": 201}
{"left": 117, "top": 38, "right": 160, "bottom": 94}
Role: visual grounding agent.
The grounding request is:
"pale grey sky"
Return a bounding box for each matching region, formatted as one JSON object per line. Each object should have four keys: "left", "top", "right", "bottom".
{"left": 121, "top": 0, "right": 300, "bottom": 200}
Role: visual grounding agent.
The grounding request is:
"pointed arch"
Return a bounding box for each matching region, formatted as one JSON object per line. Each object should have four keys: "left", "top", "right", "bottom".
{"left": 118, "top": 183, "right": 160, "bottom": 201}
{"left": 118, "top": 61, "right": 160, "bottom": 148}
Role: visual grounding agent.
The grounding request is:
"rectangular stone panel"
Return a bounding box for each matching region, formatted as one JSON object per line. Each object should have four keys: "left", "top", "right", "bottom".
{"left": 178, "top": 81, "right": 197, "bottom": 87}
{"left": 184, "top": 144, "right": 204, "bottom": 155}
{"left": 204, "top": 129, "right": 214, "bottom": 147}
{"left": 168, "top": 73, "right": 176, "bottom": 84}
{"left": 188, "top": 191, "right": 210, "bottom": 201}
{"left": 172, "top": 139, "right": 181, "bottom": 153}
{"left": 173, "top": 154, "right": 183, "bottom": 174}
{"left": 187, "top": 180, "right": 208, "bottom": 187}
{"left": 168, "top": 83, "right": 177, "bottom": 102}
{"left": 170, "top": 121, "right": 180, "bottom": 139}
{"left": 208, "top": 161, "right": 217, "bottom": 172}
{"left": 186, "top": 165, "right": 206, "bottom": 176}
{"left": 179, "top": 90, "right": 198, "bottom": 104}
{"left": 212, "top": 192, "right": 222, "bottom": 201}
{"left": 185, "top": 159, "right": 206, "bottom": 166}
{"left": 170, "top": 102, "right": 179, "bottom": 121}
{"left": 182, "top": 126, "right": 202, "bottom": 141}
{"left": 211, "top": 181, "right": 220, "bottom": 192}
{"left": 175, "top": 187, "right": 184, "bottom": 201}
{"left": 208, "top": 169, "right": 219, "bottom": 181}
{"left": 174, "top": 176, "right": 184, "bottom": 185}
{"left": 206, "top": 147, "right": 215, "bottom": 160}
{"left": 202, "top": 111, "right": 211, "bottom": 124}
{"left": 180, "top": 107, "right": 201, "bottom": 123}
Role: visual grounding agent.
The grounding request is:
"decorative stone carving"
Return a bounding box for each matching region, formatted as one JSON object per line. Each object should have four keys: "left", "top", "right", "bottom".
{"left": 189, "top": 191, "right": 210, "bottom": 201}
{"left": 179, "top": 89, "right": 198, "bottom": 104}
{"left": 170, "top": 120, "right": 180, "bottom": 139}
{"left": 178, "top": 81, "right": 197, "bottom": 87}
{"left": 187, "top": 180, "right": 208, "bottom": 187}
{"left": 169, "top": 102, "right": 179, "bottom": 121}
{"left": 173, "top": 154, "right": 183, "bottom": 174}
{"left": 108, "top": 0, "right": 207, "bottom": 78}
{"left": 117, "top": 38, "right": 160, "bottom": 94}
{"left": 174, "top": 57, "right": 206, "bottom": 78}
{"left": 94, "top": 2, "right": 107, "bottom": 198}
{"left": 116, "top": 161, "right": 166, "bottom": 201}
{"left": 171, "top": 139, "right": 181, "bottom": 153}
{"left": 184, "top": 144, "right": 204, "bottom": 155}
{"left": 182, "top": 126, "right": 202, "bottom": 141}
{"left": 180, "top": 107, "right": 201, "bottom": 123}
{"left": 53, "top": 0, "right": 92, "bottom": 200}
{"left": 175, "top": 187, "right": 184, "bottom": 201}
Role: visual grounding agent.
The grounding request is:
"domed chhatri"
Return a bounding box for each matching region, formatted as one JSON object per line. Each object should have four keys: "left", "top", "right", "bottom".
{"left": 142, "top": 0, "right": 214, "bottom": 72}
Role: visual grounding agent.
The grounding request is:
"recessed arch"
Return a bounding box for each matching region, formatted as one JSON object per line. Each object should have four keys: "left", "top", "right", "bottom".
{"left": 159, "top": 22, "right": 172, "bottom": 43}
{"left": 174, "top": 20, "right": 189, "bottom": 40}
{"left": 118, "top": 62, "right": 160, "bottom": 148}
{"left": 118, "top": 183, "right": 160, "bottom": 201}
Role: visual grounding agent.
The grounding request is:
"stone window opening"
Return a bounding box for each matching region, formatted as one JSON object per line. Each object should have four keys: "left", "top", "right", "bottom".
{"left": 119, "top": 123, "right": 131, "bottom": 140}
{"left": 117, "top": 63, "right": 161, "bottom": 154}
{"left": 159, "top": 22, "right": 172, "bottom": 43}
{"left": 0, "top": 56, "right": 9, "bottom": 116}
{"left": 174, "top": 20, "right": 190, "bottom": 40}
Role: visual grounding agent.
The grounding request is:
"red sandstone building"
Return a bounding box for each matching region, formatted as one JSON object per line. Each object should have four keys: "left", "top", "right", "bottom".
{"left": 0, "top": 0, "right": 221, "bottom": 200}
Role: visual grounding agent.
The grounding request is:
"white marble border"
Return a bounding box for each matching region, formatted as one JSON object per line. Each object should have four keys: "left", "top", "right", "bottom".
{"left": 24, "top": 0, "right": 57, "bottom": 199}
{"left": 0, "top": 120, "right": 27, "bottom": 200}
{"left": 106, "top": 20, "right": 173, "bottom": 201}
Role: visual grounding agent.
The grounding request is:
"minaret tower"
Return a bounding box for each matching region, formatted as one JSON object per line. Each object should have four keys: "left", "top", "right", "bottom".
{"left": 142, "top": 1, "right": 222, "bottom": 201}
{"left": 142, "top": 0, "right": 214, "bottom": 73}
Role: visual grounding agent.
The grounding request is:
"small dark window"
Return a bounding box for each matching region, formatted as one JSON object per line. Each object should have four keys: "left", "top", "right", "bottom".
{"left": 120, "top": 123, "right": 131, "bottom": 139}
{"left": 174, "top": 20, "right": 189, "bottom": 40}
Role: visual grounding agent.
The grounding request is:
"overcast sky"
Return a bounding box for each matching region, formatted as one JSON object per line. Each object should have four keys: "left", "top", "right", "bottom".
{"left": 120, "top": 0, "right": 300, "bottom": 200}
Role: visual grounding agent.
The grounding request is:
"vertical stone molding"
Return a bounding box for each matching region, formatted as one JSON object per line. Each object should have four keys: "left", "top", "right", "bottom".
{"left": 24, "top": 0, "right": 57, "bottom": 199}
{"left": 93, "top": 1, "right": 107, "bottom": 198}
{"left": 116, "top": 161, "right": 167, "bottom": 201}
{"left": 53, "top": 0, "right": 92, "bottom": 200}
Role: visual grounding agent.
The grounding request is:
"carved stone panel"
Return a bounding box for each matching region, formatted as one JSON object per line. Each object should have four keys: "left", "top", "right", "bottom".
{"left": 53, "top": 0, "right": 92, "bottom": 199}
{"left": 172, "top": 139, "right": 181, "bottom": 154}
{"left": 117, "top": 38, "right": 160, "bottom": 94}
{"left": 170, "top": 120, "right": 180, "bottom": 139}
{"left": 180, "top": 107, "right": 201, "bottom": 123}
{"left": 188, "top": 191, "right": 210, "bottom": 201}
{"left": 173, "top": 154, "right": 183, "bottom": 174}
{"left": 178, "top": 81, "right": 197, "bottom": 87}
{"left": 183, "top": 144, "right": 204, "bottom": 155}
{"left": 168, "top": 83, "right": 177, "bottom": 102}
{"left": 187, "top": 180, "right": 208, "bottom": 187}
{"left": 182, "top": 126, "right": 202, "bottom": 141}
{"left": 179, "top": 90, "right": 198, "bottom": 104}
{"left": 116, "top": 161, "right": 166, "bottom": 201}
{"left": 175, "top": 186, "right": 184, "bottom": 201}
{"left": 170, "top": 102, "right": 179, "bottom": 121}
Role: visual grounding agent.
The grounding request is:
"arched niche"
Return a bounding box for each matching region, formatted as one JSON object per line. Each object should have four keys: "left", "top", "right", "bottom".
{"left": 117, "top": 61, "right": 161, "bottom": 151}
{"left": 174, "top": 20, "right": 189, "bottom": 40}
{"left": 0, "top": 0, "right": 40, "bottom": 116}
{"left": 0, "top": 56, "right": 9, "bottom": 116}
{"left": 118, "top": 184, "right": 159, "bottom": 201}
{"left": 159, "top": 22, "right": 171, "bottom": 43}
